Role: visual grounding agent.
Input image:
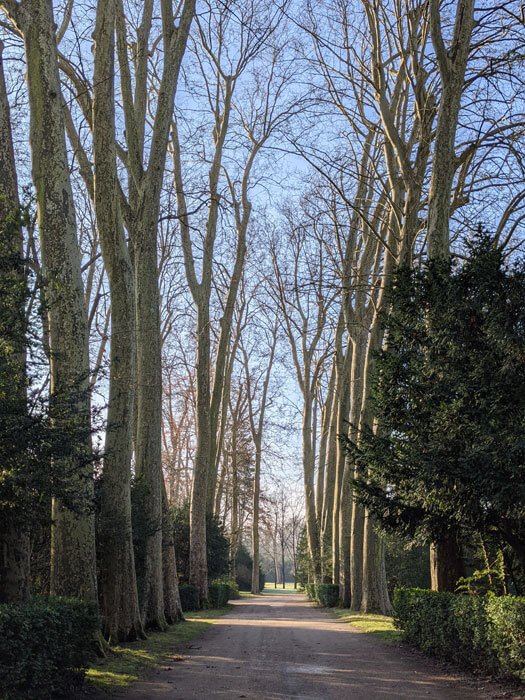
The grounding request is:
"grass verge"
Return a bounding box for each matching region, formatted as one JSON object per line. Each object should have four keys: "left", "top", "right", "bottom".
{"left": 86, "top": 607, "right": 231, "bottom": 694}
{"left": 330, "top": 608, "right": 403, "bottom": 643}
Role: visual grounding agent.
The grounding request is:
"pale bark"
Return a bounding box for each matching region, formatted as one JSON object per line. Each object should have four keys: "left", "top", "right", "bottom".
{"left": 427, "top": 0, "right": 475, "bottom": 259}
{"left": 242, "top": 320, "right": 278, "bottom": 594}
{"left": 332, "top": 340, "right": 351, "bottom": 586}
{"left": 319, "top": 353, "right": 337, "bottom": 582}
{"left": 92, "top": 0, "right": 142, "bottom": 641}
{"left": 115, "top": 0, "right": 195, "bottom": 626}
{"left": 5, "top": 0, "right": 97, "bottom": 602}
{"left": 162, "top": 482, "right": 183, "bottom": 622}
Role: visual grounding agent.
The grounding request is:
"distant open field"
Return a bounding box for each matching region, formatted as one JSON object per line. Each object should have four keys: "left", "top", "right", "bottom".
{"left": 262, "top": 582, "right": 301, "bottom": 594}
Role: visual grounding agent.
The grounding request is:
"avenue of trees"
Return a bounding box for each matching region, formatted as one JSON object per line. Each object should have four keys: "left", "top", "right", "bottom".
{"left": 0, "top": 0, "right": 524, "bottom": 649}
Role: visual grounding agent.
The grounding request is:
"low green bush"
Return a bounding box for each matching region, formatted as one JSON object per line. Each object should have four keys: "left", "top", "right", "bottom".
{"left": 305, "top": 583, "right": 317, "bottom": 601}
{"left": 317, "top": 584, "right": 339, "bottom": 607}
{"left": 228, "top": 580, "right": 240, "bottom": 599}
{"left": 208, "top": 581, "right": 231, "bottom": 608}
{"left": 393, "top": 588, "right": 525, "bottom": 680}
{"left": 178, "top": 584, "right": 200, "bottom": 612}
{"left": 0, "top": 596, "right": 100, "bottom": 699}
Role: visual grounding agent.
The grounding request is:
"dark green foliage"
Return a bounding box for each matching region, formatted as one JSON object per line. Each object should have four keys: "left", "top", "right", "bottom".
{"left": 384, "top": 533, "right": 430, "bottom": 600}
{"left": 172, "top": 502, "right": 229, "bottom": 583}
{"left": 350, "top": 235, "right": 525, "bottom": 568}
{"left": 305, "top": 583, "right": 339, "bottom": 606}
{"left": 235, "top": 543, "right": 265, "bottom": 591}
{"left": 0, "top": 596, "right": 100, "bottom": 698}
{"left": 393, "top": 588, "right": 525, "bottom": 680}
{"left": 178, "top": 584, "right": 200, "bottom": 612}
{"left": 294, "top": 529, "right": 311, "bottom": 587}
{"left": 305, "top": 582, "right": 317, "bottom": 600}
{"left": 208, "top": 582, "right": 231, "bottom": 608}
{"left": 316, "top": 584, "right": 339, "bottom": 607}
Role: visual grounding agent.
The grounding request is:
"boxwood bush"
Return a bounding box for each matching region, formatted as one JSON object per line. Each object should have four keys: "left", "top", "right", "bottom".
{"left": 305, "top": 583, "right": 339, "bottom": 607}
{"left": 317, "top": 584, "right": 339, "bottom": 607}
{"left": 393, "top": 588, "right": 525, "bottom": 680}
{"left": 305, "top": 583, "right": 317, "bottom": 601}
{"left": 0, "top": 596, "right": 100, "bottom": 699}
{"left": 178, "top": 583, "right": 200, "bottom": 612}
{"left": 208, "top": 581, "right": 231, "bottom": 608}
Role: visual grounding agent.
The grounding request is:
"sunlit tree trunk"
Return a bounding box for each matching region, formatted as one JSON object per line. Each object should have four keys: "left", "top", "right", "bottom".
{"left": 92, "top": 0, "right": 142, "bottom": 641}
{"left": 5, "top": 0, "right": 97, "bottom": 602}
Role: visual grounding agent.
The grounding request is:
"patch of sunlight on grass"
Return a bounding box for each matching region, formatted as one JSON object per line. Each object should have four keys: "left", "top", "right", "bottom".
{"left": 86, "top": 607, "right": 231, "bottom": 693}
{"left": 331, "top": 608, "right": 403, "bottom": 643}
{"left": 262, "top": 583, "right": 301, "bottom": 594}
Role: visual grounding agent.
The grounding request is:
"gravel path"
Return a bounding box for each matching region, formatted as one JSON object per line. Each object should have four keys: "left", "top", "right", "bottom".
{"left": 122, "top": 592, "right": 522, "bottom": 699}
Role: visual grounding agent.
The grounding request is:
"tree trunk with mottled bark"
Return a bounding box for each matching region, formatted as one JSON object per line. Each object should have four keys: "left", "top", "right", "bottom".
{"left": 9, "top": 0, "right": 97, "bottom": 602}
{"left": 92, "top": 0, "right": 143, "bottom": 641}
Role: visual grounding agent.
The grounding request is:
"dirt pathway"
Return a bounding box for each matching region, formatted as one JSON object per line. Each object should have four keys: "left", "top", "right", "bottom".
{"left": 122, "top": 592, "right": 520, "bottom": 699}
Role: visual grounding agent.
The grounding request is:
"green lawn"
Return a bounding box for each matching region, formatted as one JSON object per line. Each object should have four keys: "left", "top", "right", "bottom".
{"left": 330, "top": 608, "right": 403, "bottom": 643}
{"left": 262, "top": 583, "right": 301, "bottom": 594}
{"left": 86, "top": 607, "right": 231, "bottom": 693}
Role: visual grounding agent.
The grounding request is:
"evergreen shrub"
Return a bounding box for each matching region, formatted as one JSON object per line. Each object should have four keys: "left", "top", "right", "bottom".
{"left": 208, "top": 582, "right": 231, "bottom": 608}
{"left": 317, "top": 584, "right": 339, "bottom": 607}
{"left": 305, "top": 583, "right": 339, "bottom": 606}
{"left": 178, "top": 584, "right": 200, "bottom": 612}
{"left": 0, "top": 596, "right": 99, "bottom": 699}
{"left": 305, "top": 583, "right": 317, "bottom": 601}
{"left": 393, "top": 588, "right": 525, "bottom": 679}
{"left": 234, "top": 543, "right": 265, "bottom": 591}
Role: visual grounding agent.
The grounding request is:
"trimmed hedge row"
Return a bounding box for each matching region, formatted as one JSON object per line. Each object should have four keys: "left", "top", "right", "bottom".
{"left": 305, "top": 583, "right": 339, "bottom": 607}
{"left": 178, "top": 584, "right": 200, "bottom": 611}
{"left": 208, "top": 582, "right": 232, "bottom": 608}
{"left": 393, "top": 588, "right": 525, "bottom": 680}
{"left": 0, "top": 596, "right": 100, "bottom": 699}
{"left": 179, "top": 581, "right": 235, "bottom": 612}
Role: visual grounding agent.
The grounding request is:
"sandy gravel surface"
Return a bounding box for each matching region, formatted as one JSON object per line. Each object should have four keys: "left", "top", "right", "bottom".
{"left": 121, "top": 592, "right": 523, "bottom": 700}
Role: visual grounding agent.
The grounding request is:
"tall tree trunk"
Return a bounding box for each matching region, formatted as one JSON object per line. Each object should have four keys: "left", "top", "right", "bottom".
{"left": 230, "top": 434, "right": 239, "bottom": 581}
{"left": 361, "top": 512, "right": 391, "bottom": 613}
{"left": 120, "top": 0, "right": 195, "bottom": 628}
{"left": 430, "top": 534, "right": 465, "bottom": 592}
{"left": 92, "top": 0, "right": 143, "bottom": 642}
{"left": 14, "top": 0, "right": 97, "bottom": 602}
{"left": 320, "top": 323, "right": 342, "bottom": 582}
{"left": 427, "top": 0, "right": 474, "bottom": 585}
{"left": 0, "top": 40, "right": 30, "bottom": 603}
{"left": 358, "top": 311, "right": 391, "bottom": 614}
{"left": 251, "top": 438, "right": 262, "bottom": 594}
{"left": 134, "top": 210, "right": 165, "bottom": 629}
{"left": 162, "top": 482, "right": 183, "bottom": 622}
{"left": 303, "top": 391, "right": 321, "bottom": 581}
{"left": 332, "top": 343, "right": 351, "bottom": 587}
{"left": 189, "top": 302, "right": 211, "bottom": 604}
{"left": 427, "top": 0, "right": 474, "bottom": 260}
{"left": 348, "top": 326, "right": 368, "bottom": 609}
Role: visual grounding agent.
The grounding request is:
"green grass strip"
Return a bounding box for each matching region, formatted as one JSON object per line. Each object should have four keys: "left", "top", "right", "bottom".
{"left": 86, "top": 607, "right": 231, "bottom": 693}
{"left": 330, "top": 608, "right": 403, "bottom": 643}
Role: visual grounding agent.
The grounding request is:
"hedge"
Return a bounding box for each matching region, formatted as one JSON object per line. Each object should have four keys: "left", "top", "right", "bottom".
{"left": 393, "top": 588, "right": 525, "bottom": 680}
{"left": 305, "top": 583, "right": 339, "bottom": 607}
{"left": 208, "top": 581, "right": 232, "bottom": 608}
{"left": 178, "top": 584, "right": 200, "bottom": 612}
{"left": 0, "top": 596, "right": 100, "bottom": 699}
